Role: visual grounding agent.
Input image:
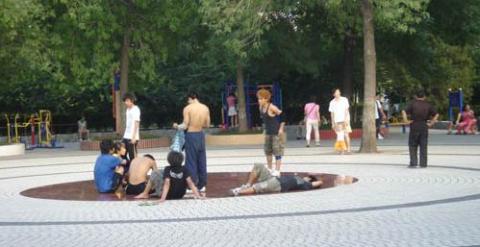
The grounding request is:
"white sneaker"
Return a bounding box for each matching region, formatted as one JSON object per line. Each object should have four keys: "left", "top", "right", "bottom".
{"left": 229, "top": 187, "right": 242, "bottom": 196}
{"left": 378, "top": 134, "right": 384, "bottom": 140}
{"left": 271, "top": 170, "right": 281, "bottom": 177}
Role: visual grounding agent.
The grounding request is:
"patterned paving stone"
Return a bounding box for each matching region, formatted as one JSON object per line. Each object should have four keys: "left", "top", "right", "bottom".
{"left": 0, "top": 132, "right": 479, "bottom": 246}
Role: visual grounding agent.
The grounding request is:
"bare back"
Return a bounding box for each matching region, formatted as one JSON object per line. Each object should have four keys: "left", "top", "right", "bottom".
{"left": 128, "top": 157, "right": 156, "bottom": 185}
{"left": 184, "top": 102, "right": 210, "bottom": 132}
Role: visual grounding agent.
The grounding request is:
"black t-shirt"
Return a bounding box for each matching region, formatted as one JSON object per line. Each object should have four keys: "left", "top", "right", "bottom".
{"left": 163, "top": 166, "right": 191, "bottom": 199}
{"left": 405, "top": 99, "right": 437, "bottom": 128}
{"left": 278, "top": 175, "right": 313, "bottom": 192}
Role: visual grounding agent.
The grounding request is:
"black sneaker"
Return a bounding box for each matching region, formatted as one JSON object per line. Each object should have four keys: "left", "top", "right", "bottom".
{"left": 420, "top": 166, "right": 427, "bottom": 168}
{"left": 408, "top": 165, "right": 417, "bottom": 169}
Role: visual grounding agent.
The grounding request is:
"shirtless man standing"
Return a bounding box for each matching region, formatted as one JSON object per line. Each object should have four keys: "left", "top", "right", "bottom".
{"left": 182, "top": 92, "right": 210, "bottom": 191}
{"left": 125, "top": 154, "right": 159, "bottom": 196}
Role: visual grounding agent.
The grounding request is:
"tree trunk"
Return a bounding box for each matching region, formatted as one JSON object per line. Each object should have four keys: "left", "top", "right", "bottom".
{"left": 342, "top": 28, "right": 355, "bottom": 101}
{"left": 236, "top": 61, "right": 249, "bottom": 132}
{"left": 118, "top": 29, "right": 130, "bottom": 135}
{"left": 359, "top": 0, "right": 377, "bottom": 153}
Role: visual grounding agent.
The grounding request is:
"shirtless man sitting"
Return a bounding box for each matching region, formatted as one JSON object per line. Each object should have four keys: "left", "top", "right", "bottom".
{"left": 125, "top": 154, "right": 159, "bottom": 196}
{"left": 182, "top": 92, "right": 211, "bottom": 191}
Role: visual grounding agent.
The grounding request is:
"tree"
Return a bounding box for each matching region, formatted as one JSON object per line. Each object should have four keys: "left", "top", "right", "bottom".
{"left": 359, "top": 0, "right": 377, "bottom": 152}
{"left": 200, "top": 0, "right": 273, "bottom": 132}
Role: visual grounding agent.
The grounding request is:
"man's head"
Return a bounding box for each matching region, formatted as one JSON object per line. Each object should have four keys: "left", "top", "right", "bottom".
{"left": 415, "top": 89, "right": 425, "bottom": 99}
{"left": 303, "top": 175, "right": 318, "bottom": 183}
{"left": 100, "top": 139, "right": 114, "bottom": 155}
{"left": 144, "top": 154, "right": 156, "bottom": 166}
{"left": 332, "top": 88, "right": 341, "bottom": 98}
{"left": 187, "top": 91, "right": 199, "bottom": 104}
{"left": 123, "top": 93, "right": 136, "bottom": 108}
{"left": 113, "top": 142, "right": 126, "bottom": 156}
{"left": 167, "top": 151, "right": 184, "bottom": 169}
{"left": 144, "top": 154, "right": 155, "bottom": 161}
{"left": 256, "top": 89, "right": 271, "bottom": 106}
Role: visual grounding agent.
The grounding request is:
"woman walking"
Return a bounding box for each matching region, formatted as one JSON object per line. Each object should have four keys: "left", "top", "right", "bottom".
{"left": 304, "top": 96, "right": 321, "bottom": 147}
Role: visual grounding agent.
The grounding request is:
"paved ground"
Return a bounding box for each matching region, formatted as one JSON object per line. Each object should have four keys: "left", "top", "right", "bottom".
{"left": 0, "top": 128, "right": 479, "bottom": 247}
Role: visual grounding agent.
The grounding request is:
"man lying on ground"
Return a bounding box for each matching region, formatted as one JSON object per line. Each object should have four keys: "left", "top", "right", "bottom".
{"left": 134, "top": 151, "right": 204, "bottom": 201}
{"left": 94, "top": 140, "right": 124, "bottom": 193}
{"left": 229, "top": 163, "right": 324, "bottom": 196}
{"left": 125, "top": 154, "right": 158, "bottom": 196}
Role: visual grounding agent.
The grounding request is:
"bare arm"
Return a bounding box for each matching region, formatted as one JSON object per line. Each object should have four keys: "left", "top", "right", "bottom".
{"left": 345, "top": 108, "right": 351, "bottom": 125}
{"left": 159, "top": 178, "right": 171, "bottom": 202}
{"left": 312, "top": 181, "right": 323, "bottom": 188}
{"left": 183, "top": 107, "right": 190, "bottom": 129}
{"left": 402, "top": 110, "right": 409, "bottom": 123}
{"left": 131, "top": 120, "right": 140, "bottom": 142}
{"left": 316, "top": 108, "right": 320, "bottom": 121}
{"left": 456, "top": 113, "right": 462, "bottom": 124}
{"left": 151, "top": 161, "right": 158, "bottom": 171}
{"left": 428, "top": 113, "right": 439, "bottom": 127}
{"left": 204, "top": 108, "right": 211, "bottom": 128}
{"left": 330, "top": 112, "right": 335, "bottom": 129}
{"left": 186, "top": 177, "right": 204, "bottom": 199}
{"left": 270, "top": 105, "right": 285, "bottom": 133}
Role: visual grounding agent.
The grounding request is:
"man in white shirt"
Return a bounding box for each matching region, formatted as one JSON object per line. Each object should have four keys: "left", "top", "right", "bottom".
{"left": 375, "top": 95, "right": 387, "bottom": 140}
{"left": 122, "top": 93, "right": 141, "bottom": 162}
{"left": 329, "top": 89, "right": 352, "bottom": 153}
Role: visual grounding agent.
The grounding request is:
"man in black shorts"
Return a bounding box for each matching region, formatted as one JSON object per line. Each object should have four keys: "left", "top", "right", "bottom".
{"left": 229, "top": 163, "right": 324, "bottom": 196}
{"left": 125, "top": 154, "right": 158, "bottom": 196}
{"left": 402, "top": 90, "right": 439, "bottom": 168}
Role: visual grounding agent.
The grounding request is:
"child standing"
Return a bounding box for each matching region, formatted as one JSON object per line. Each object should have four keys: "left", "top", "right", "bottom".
{"left": 257, "top": 89, "right": 286, "bottom": 177}
{"left": 334, "top": 124, "right": 347, "bottom": 154}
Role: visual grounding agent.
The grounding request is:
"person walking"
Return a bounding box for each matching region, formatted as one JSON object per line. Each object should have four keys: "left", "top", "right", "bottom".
{"left": 402, "top": 90, "right": 439, "bottom": 168}
{"left": 304, "top": 96, "right": 320, "bottom": 147}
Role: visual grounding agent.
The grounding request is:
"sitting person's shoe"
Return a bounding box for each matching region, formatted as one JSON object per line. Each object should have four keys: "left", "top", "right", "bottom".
{"left": 229, "top": 187, "right": 242, "bottom": 196}
{"left": 240, "top": 184, "right": 251, "bottom": 189}
{"left": 271, "top": 170, "right": 281, "bottom": 177}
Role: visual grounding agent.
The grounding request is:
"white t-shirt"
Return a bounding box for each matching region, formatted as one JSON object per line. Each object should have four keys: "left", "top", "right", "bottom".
{"left": 375, "top": 100, "right": 382, "bottom": 119}
{"left": 329, "top": 97, "right": 350, "bottom": 123}
{"left": 124, "top": 105, "right": 141, "bottom": 140}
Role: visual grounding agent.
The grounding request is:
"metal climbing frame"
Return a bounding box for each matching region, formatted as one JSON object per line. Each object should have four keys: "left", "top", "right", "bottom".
{"left": 448, "top": 89, "right": 464, "bottom": 121}
{"left": 221, "top": 81, "right": 283, "bottom": 128}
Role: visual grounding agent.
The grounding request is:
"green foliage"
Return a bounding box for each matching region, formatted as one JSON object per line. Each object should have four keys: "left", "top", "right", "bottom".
{"left": 0, "top": 0, "right": 479, "bottom": 131}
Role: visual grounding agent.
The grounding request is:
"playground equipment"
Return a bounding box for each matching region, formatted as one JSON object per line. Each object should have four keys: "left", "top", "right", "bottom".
{"left": 221, "top": 81, "right": 283, "bottom": 129}
{"left": 3, "top": 110, "right": 62, "bottom": 149}
{"left": 448, "top": 88, "right": 464, "bottom": 121}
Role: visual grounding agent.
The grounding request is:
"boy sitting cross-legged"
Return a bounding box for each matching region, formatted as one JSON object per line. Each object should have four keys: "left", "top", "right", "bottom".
{"left": 134, "top": 151, "right": 204, "bottom": 202}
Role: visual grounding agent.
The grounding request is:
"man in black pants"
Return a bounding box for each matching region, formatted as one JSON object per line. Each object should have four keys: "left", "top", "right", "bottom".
{"left": 402, "top": 90, "right": 439, "bottom": 168}
{"left": 122, "top": 93, "right": 141, "bottom": 163}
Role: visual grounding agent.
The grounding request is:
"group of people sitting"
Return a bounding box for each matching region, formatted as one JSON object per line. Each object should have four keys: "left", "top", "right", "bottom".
{"left": 93, "top": 138, "right": 352, "bottom": 200}
{"left": 93, "top": 139, "right": 204, "bottom": 202}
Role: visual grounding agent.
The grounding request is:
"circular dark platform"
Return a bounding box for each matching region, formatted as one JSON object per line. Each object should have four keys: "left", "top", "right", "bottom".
{"left": 20, "top": 172, "right": 357, "bottom": 201}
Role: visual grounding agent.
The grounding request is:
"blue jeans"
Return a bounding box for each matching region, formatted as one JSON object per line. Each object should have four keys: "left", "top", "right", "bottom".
{"left": 185, "top": 132, "right": 207, "bottom": 189}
